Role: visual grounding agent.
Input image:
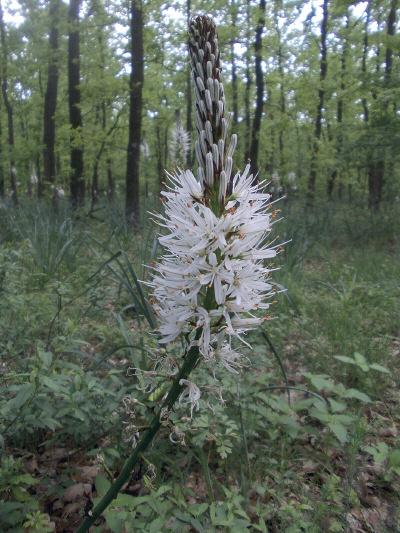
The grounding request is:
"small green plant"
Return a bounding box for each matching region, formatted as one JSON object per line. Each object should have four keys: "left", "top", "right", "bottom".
{"left": 0, "top": 456, "right": 38, "bottom": 532}
{"left": 23, "top": 511, "right": 55, "bottom": 532}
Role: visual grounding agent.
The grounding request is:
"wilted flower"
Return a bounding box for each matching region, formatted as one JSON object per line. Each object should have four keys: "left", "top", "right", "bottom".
{"left": 148, "top": 15, "right": 279, "bottom": 403}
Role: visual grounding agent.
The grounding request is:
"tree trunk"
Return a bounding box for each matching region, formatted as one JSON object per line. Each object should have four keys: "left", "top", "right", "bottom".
{"left": 68, "top": 0, "right": 84, "bottom": 206}
{"left": 244, "top": 0, "right": 252, "bottom": 159}
{"left": 327, "top": 13, "right": 349, "bottom": 198}
{"left": 368, "top": 0, "right": 397, "bottom": 210}
{"left": 230, "top": 0, "right": 238, "bottom": 127}
{"left": 0, "top": 0, "right": 17, "bottom": 205}
{"left": 0, "top": 103, "right": 3, "bottom": 198}
{"left": 126, "top": 0, "right": 144, "bottom": 225}
{"left": 307, "top": 0, "right": 328, "bottom": 201}
{"left": 42, "top": 0, "right": 60, "bottom": 197}
{"left": 361, "top": 1, "right": 371, "bottom": 123}
{"left": 185, "top": 0, "right": 192, "bottom": 166}
{"left": 273, "top": 1, "right": 286, "bottom": 175}
{"left": 249, "top": 0, "right": 266, "bottom": 178}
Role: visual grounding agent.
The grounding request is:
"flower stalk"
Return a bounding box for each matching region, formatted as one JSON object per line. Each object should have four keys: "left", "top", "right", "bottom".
{"left": 76, "top": 339, "right": 201, "bottom": 533}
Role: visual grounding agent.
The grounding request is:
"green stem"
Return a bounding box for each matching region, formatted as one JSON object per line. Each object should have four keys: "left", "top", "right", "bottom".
{"left": 76, "top": 340, "right": 201, "bottom": 533}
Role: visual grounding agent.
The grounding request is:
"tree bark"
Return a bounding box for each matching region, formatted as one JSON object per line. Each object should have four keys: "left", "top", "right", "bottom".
{"left": 368, "top": 0, "right": 397, "bottom": 210}
{"left": 230, "top": 0, "right": 238, "bottom": 127}
{"left": 307, "top": 0, "right": 328, "bottom": 201}
{"left": 361, "top": 0, "right": 371, "bottom": 123}
{"left": 42, "top": 0, "right": 60, "bottom": 196}
{"left": 68, "top": 0, "right": 84, "bottom": 206}
{"left": 327, "top": 13, "right": 349, "bottom": 198}
{"left": 0, "top": 0, "right": 17, "bottom": 205}
{"left": 0, "top": 101, "right": 3, "bottom": 198}
{"left": 186, "top": 0, "right": 192, "bottom": 166}
{"left": 244, "top": 0, "right": 252, "bottom": 159}
{"left": 273, "top": 1, "right": 286, "bottom": 175}
{"left": 249, "top": 0, "right": 266, "bottom": 178}
{"left": 126, "top": 0, "right": 144, "bottom": 225}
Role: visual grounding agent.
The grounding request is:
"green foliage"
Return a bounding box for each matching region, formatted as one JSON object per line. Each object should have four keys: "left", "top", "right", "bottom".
{"left": 0, "top": 200, "right": 398, "bottom": 531}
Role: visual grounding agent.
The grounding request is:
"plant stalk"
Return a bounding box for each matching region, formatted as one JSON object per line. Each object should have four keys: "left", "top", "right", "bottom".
{"left": 76, "top": 340, "right": 201, "bottom": 532}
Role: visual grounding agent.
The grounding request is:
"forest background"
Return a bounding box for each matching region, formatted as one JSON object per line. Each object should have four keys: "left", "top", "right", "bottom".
{"left": 0, "top": 0, "right": 399, "bottom": 532}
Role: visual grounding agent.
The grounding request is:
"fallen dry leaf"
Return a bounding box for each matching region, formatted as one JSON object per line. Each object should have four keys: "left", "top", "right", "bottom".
{"left": 63, "top": 483, "right": 92, "bottom": 503}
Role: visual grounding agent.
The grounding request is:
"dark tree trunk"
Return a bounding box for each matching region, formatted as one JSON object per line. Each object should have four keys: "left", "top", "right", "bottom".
{"left": 0, "top": 0, "right": 17, "bottom": 205}
{"left": 307, "top": 0, "right": 328, "bottom": 201}
{"left": 273, "top": 1, "right": 286, "bottom": 175}
{"left": 249, "top": 0, "right": 266, "bottom": 178}
{"left": 186, "top": 0, "right": 192, "bottom": 166}
{"left": 361, "top": 1, "right": 371, "bottom": 123}
{"left": 327, "top": 14, "right": 349, "bottom": 198}
{"left": 0, "top": 104, "right": 3, "bottom": 197}
{"left": 368, "top": 0, "right": 397, "bottom": 210}
{"left": 42, "top": 0, "right": 60, "bottom": 196}
{"left": 126, "top": 0, "right": 144, "bottom": 225}
{"left": 244, "top": 0, "right": 252, "bottom": 159}
{"left": 230, "top": 0, "right": 238, "bottom": 127}
{"left": 68, "top": 0, "right": 84, "bottom": 206}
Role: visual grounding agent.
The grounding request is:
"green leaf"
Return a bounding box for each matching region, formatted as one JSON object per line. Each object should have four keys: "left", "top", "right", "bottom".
{"left": 38, "top": 350, "right": 53, "bottom": 368}
{"left": 369, "top": 363, "right": 390, "bottom": 374}
{"left": 343, "top": 389, "right": 371, "bottom": 403}
{"left": 6, "top": 383, "right": 35, "bottom": 411}
{"left": 328, "top": 423, "right": 348, "bottom": 443}
{"left": 334, "top": 355, "right": 356, "bottom": 365}
{"left": 353, "top": 352, "right": 369, "bottom": 372}
{"left": 95, "top": 474, "right": 111, "bottom": 497}
{"left": 304, "top": 373, "right": 335, "bottom": 391}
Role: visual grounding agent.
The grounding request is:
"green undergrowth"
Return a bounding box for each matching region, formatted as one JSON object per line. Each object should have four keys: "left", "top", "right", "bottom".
{"left": 0, "top": 199, "right": 399, "bottom": 532}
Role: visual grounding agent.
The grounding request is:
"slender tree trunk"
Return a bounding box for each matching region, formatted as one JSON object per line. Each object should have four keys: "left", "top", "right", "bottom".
{"left": 0, "top": 103, "right": 3, "bottom": 198}
{"left": 273, "top": 1, "right": 286, "bottom": 175}
{"left": 186, "top": 0, "right": 192, "bottom": 166}
{"left": 230, "top": 0, "right": 238, "bottom": 127}
{"left": 368, "top": 0, "right": 397, "bottom": 210}
{"left": 68, "top": 0, "right": 84, "bottom": 206}
{"left": 327, "top": 14, "right": 349, "bottom": 198}
{"left": 244, "top": 0, "right": 252, "bottom": 159}
{"left": 249, "top": 0, "right": 266, "bottom": 178}
{"left": 126, "top": 0, "right": 144, "bottom": 225}
{"left": 307, "top": 0, "right": 328, "bottom": 201}
{"left": 0, "top": 0, "right": 17, "bottom": 205}
{"left": 42, "top": 0, "right": 60, "bottom": 197}
{"left": 361, "top": 1, "right": 371, "bottom": 123}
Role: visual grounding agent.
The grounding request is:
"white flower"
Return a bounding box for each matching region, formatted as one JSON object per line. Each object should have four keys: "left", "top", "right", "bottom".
{"left": 147, "top": 15, "right": 281, "bottom": 407}
{"left": 169, "top": 124, "right": 190, "bottom": 165}
{"left": 30, "top": 174, "right": 38, "bottom": 185}
{"left": 179, "top": 379, "right": 201, "bottom": 417}
{"left": 56, "top": 187, "right": 65, "bottom": 198}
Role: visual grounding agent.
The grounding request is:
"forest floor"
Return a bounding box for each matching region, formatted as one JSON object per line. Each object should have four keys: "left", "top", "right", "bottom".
{"left": 0, "top": 199, "right": 399, "bottom": 533}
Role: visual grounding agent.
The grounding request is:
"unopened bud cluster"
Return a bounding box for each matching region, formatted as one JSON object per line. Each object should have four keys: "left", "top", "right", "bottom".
{"left": 189, "top": 16, "right": 237, "bottom": 204}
